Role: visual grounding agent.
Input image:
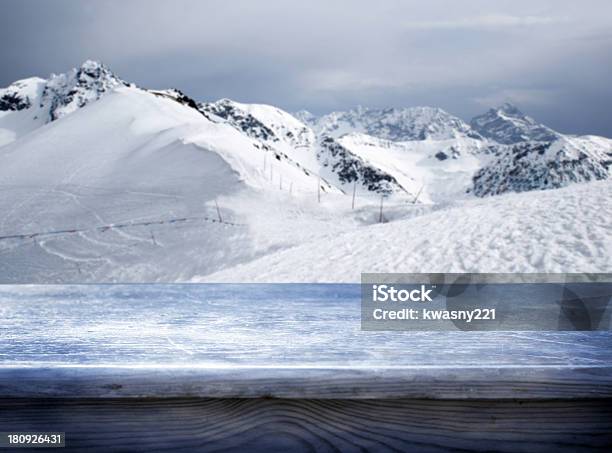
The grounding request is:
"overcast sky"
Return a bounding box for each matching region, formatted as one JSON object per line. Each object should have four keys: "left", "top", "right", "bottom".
{"left": 2, "top": 0, "right": 611, "bottom": 136}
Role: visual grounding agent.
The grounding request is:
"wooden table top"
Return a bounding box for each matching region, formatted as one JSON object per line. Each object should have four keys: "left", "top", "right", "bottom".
{"left": 1, "top": 284, "right": 611, "bottom": 399}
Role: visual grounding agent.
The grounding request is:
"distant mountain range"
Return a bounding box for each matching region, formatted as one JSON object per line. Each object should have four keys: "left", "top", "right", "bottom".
{"left": 1, "top": 60, "right": 610, "bottom": 201}
{"left": 296, "top": 106, "right": 482, "bottom": 141}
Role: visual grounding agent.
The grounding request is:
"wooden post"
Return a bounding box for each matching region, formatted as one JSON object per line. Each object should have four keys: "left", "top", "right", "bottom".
{"left": 215, "top": 199, "right": 223, "bottom": 223}
{"left": 352, "top": 181, "right": 357, "bottom": 210}
{"left": 413, "top": 184, "right": 424, "bottom": 204}
{"left": 317, "top": 177, "right": 321, "bottom": 203}
{"left": 379, "top": 195, "right": 384, "bottom": 223}
{"left": 263, "top": 154, "right": 267, "bottom": 174}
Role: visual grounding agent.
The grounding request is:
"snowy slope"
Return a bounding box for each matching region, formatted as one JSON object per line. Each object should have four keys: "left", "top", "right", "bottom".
{"left": 335, "top": 133, "right": 492, "bottom": 202}
{"left": 315, "top": 135, "right": 414, "bottom": 196}
{"left": 470, "top": 103, "right": 560, "bottom": 144}
{"left": 202, "top": 99, "right": 316, "bottom": 150}
{"left": 199, "top": 98, "right": 339, "bottom": 194}
{"left": 202, "top": 179, "right": 612, "bottom": 282}
{"left": 306, "top": 106, "right": 482, "bottom": 141}
{"left": 0, "top": 77, "right": 47, "bottom": 147}
{"left": 0, "top": 84, "right": 353, "bottom": 282}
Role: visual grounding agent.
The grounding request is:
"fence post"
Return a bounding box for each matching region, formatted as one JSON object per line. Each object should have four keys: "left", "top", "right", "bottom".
{"left": 317, "top": 177, "right": 321, "bottom": 203}
{"left": 215, "top": 199, "right": 223, "bottom": 223}
{"left": 352, "top": 180, "right": 357, "bottom": 210}
{"left": 379, "top": 195, "right": 384, "bottom": 223}
{"left": 413, "top": 184, "right": 424, "bottom": 204}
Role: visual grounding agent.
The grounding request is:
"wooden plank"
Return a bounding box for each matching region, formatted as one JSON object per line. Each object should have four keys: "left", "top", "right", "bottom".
{"left": 1, "top": 284, "right": 611, "bottom": 399}
{"left": 1, "top": 366, "right": 612, "bottom": 399}
{"left": 1, "top": 398, "right": 611, "bottom": 452}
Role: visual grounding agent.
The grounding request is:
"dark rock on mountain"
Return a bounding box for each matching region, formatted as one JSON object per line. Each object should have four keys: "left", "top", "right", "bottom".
{"left": 310, "top": 106, "right": 482, "bottom": 141}
{"left": 470, "top": 103, "right": 560, "bottom": 145}
{"left": 318, "top": 136, "right": 408, "bottom": 195}
{"left": 470, "top": 138, "right": 611, "bottom": 196}
{"left": 200, "top": 99, "right": 278, "bottom": 143}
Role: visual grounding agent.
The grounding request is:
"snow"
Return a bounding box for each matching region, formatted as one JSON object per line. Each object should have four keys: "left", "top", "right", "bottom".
{"left": 337, "top": 133, "right": 487, "bottom": 202}
{"left": 470, "top": 103, "right": 559, "bottom": 144}
{"left": 201, "top": 98, "right": 321, "bottom": 175}
{"left": 0, "top": 77, "right": 47, "bottom": 147}
{"left": 471, "top": 136, "right": 611, "bottom": 196}
{"left": 0, "top": 86, "right": 350, "bottom": 282}
{"left": 0, "top": 61, "right": 610, "bottom": 283}
{"left": 0, "top": 87, "right": 254, "bottom": 282}
{"left": 202, "top": 179, "right": 612, "bottom": 282}
{"left": 310, "top": 106, "right": 480, "bottom": 141}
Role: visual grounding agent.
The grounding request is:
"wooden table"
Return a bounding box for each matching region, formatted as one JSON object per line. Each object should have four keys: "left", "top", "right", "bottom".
{"left": 1, "top": 284, "right": 611, "bottom": 451}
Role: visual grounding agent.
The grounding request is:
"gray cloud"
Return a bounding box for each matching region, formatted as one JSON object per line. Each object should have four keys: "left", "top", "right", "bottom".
{"left": 1, "top": 0, "right": 611, "bottom": 136}
{"left": 403, "top": 14, "right": 568, "bottom": 30}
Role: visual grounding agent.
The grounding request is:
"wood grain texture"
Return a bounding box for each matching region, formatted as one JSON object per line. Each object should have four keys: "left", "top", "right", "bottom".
{"left": 1, "top": 285, "right": 611, "bottom": 450}
{"left": 2, "top": 285, "right": 611, "bottom": 369}
{"left": 1, "top": 284, "right": 611, "bottom": 399}
{"left": 1, "top": 365, "right": 612, "bottom": 399}
{"left": 1, "top": 398, "right": 611, "bottom": 452}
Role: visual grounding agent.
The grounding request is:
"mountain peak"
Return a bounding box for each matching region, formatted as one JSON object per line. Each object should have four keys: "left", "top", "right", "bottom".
{"left": 0, "top": 59, "right": 127, "bottom": 126}
{"left": 79, "top": 59, "right": 105, "bottom": 71}
{"left": 471, "top": 103, "right": 559, "bottom": 144}
{"left": 293, "top": 110, "right": 316, "bottom": 125}
{"left": 496, "top": 102, "right": 523, "bottom": 116}
{"left": 42, "top": 60, "right": 126, "bottom": 121}
{"left": 73, "top": 60, "right": 120, "bottom": 84}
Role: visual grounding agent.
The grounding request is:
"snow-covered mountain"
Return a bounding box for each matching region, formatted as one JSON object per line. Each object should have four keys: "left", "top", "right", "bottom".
{"left": 200, "top": 99, "right": 420, "bottom": 197}
{"left": 335, "top": 133, "right": 491, "bottom": 203}
{"left": 316, "top": 135, "right": 411, "bottom": 195}
{"left": 470, "top": 102, "right": 560, "bottom": 144}
{"left": 201, "top": 101, "right": 490, "bottom": 199}
{"left": 0, "top": 60, "right": 127, "bottom": 147}
{"left": 471, "top": 135, "right": 612, "bottom": 196}
{"left": 43, "top": 60, "right": 128, "bottom": 121}
{"left": 0, "top": 62, "right": 351, "bottom": 282}
{"left": 0, "top": 60, "right": 610, "bottom": 282}
{"left": 2, "top": 61, "right": 610, "bottom": 203}
{"left": 302, "top": 106, "right": 482, "bottom": 141}
{"left": 201, "top": 98, "right": 316, "bottom": 150}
